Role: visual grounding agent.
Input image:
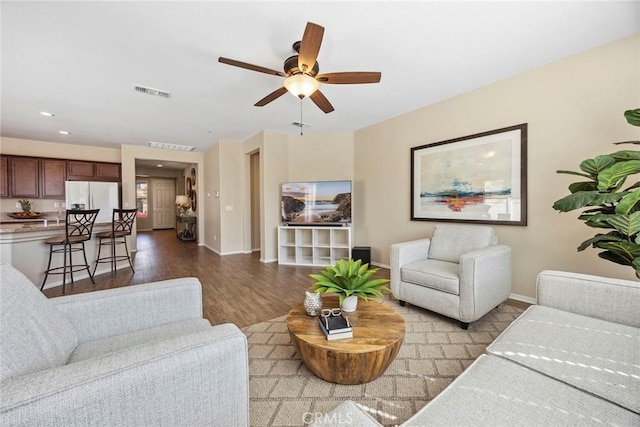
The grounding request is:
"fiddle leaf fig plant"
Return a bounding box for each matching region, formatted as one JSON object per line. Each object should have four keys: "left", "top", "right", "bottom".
{"left": 553, "top": 109, "right": 640, "bottom": 278}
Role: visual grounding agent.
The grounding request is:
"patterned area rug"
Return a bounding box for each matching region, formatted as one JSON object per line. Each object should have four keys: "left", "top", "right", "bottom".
{"left": 242, "top": 298, "right": 524, "bottom": 426}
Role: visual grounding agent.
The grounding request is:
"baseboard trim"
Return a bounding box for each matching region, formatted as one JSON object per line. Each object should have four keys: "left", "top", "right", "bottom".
{"left": 509, "top": 292, "right": 537, "bottom": 305}
{"left": 219, "top": 250, "right": 245, "bottom": 256}
{"left": 202, "top": 244, "right": 221, "bottom": 255}
{"left": 372, "top": 261, "right": 390, "bottom": 269}
{"left": 261, "top": 258, "right": 277, "bottom": 263}
{"left": 201, "top": 247, "right": 242, "bottom": 256}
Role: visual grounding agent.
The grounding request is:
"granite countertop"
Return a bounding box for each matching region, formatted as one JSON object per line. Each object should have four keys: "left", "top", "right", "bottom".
{"left": 0, "top": 212, "right": 111, "bottom": 234}
{"left": 0, "top": 212, "right": 60, "bottom": 232}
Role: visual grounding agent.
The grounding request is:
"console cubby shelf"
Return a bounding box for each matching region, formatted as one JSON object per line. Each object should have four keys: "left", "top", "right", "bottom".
{"left": 277, "top": 226, "right": 352, "bottom": 267}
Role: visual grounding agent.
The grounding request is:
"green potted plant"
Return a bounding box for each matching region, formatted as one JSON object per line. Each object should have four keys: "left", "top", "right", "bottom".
{"left": 19, "top": 199, "right": 31, "bottom": 212}
{"left": 309, "top": 258, "right": 390, "bottom": 312}
{"left": 553, "top": 108, "right": 640, "bottom": 278}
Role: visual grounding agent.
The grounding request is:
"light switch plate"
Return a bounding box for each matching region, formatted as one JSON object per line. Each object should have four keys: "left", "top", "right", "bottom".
{"left": 225, "top": 205, "right": 233, "bottom": 211}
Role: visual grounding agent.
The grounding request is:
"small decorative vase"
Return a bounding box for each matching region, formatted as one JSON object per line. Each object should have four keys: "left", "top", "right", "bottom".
{"left": 304, "top": 291, "right": 322, "bottom": 316}
{"left": 341, "top": 295, "right": 358, "bottom": 312}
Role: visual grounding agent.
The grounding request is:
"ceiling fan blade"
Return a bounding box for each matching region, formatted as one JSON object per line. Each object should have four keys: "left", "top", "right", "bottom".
{"left": 298, "top": 22, "right": 324, "bottom": 74}
{"left": 219, "top": 57, "right": 286, "bottom": 77}
{"left": 310, "top": 90, "right": 334, "bottom": 114}
{"left": 316, "top": 72, "right": 382, "bottom": 84}
{"left": 255, "top": 87, "right": 288, "bottom": 107}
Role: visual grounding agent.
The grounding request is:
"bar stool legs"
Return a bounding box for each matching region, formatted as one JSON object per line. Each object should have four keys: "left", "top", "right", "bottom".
{"left": 41, "top": 241, "right": 96, "bottom": 293}
{"left": 41, "top": 209, "right": 100, "bottom": 293}
{"left": 93, "top": 234, "right": 135, "bottom": 275}
{"left": 93, "top": 209, "right": 137, "bottom": 276}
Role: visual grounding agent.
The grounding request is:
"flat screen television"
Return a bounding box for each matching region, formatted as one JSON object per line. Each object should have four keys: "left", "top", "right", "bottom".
{"left": 281, "top": 180, "right": 352, "bottom": 225}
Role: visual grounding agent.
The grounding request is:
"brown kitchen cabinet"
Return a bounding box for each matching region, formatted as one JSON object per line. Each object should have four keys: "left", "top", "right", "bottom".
{"left": 1, "top": 155, "right": 120, "bottom": 199}
{"left": 9, "top": 157, "right": 40, "bottom": 198}
{"left": 40, "top": 159, "right": 67, "bottom": 199}
{"left": 67, "top": 161, "right": 95, "bottom": 180}
{"left": 67, "top": 160, "right": 120, "bottom": 181}
{"left": 95, "top": 162, "right": 121, "bottom": 181}
{"left": 0, "top": 156, "right": 8, "bottom": 197}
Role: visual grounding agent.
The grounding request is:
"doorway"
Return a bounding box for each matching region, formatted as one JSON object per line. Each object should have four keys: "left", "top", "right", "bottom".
{"left": 152, "top": 178, "right": 176, "bottom": 229}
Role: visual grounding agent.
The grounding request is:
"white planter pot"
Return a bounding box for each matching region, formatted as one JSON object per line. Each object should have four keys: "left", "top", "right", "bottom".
{"left": 341, "top": 295, "right": 358, "bottom": 312}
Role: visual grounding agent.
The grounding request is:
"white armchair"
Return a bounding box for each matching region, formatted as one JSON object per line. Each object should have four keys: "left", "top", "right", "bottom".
{"left": 390, "top": 224, "right": 511, "bottom": 329}
{"left": 0, "top": 263, "right": 249, "bottom": 426}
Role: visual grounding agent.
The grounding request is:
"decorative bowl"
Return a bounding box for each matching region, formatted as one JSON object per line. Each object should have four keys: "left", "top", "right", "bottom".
{"left": 7, "top": 212, "right": 43, "bottom": 219}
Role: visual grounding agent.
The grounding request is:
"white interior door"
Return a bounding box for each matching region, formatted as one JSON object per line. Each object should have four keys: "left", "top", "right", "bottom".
{"left": 153, "top": 179, "right": 176, "bottom": 229}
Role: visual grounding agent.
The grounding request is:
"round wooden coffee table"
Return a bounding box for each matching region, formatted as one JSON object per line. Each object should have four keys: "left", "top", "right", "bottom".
{"left": 286, "top": 295, "right": 405, "bottom": 385}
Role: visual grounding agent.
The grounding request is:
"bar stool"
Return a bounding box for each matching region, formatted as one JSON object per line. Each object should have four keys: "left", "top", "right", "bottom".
{"left": 93, "top": 208, "right": 137, "bottom": 275}
{"left": 41, "top": 209, "right": 100, "bottom": 293}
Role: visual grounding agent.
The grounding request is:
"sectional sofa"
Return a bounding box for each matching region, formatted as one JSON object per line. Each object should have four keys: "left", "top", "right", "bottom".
{"left": 318, "top": 270, "right": 640, "bottom": 426}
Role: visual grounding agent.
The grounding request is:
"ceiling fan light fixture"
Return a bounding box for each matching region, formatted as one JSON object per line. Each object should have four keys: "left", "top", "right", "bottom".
{"left": 284, "top": 74, "right": 319, "bottom": 98}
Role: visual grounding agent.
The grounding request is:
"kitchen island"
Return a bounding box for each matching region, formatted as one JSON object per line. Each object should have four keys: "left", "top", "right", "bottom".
{"left": 0, "top": 215, "right": 130, "bottom": 289}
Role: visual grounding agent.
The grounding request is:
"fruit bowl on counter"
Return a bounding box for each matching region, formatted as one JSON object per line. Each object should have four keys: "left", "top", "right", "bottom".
{"left": 7, "top": 212, "right": 44, "bottom": 219}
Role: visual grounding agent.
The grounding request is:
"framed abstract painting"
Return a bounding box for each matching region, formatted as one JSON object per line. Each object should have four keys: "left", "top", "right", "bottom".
{"left": 411, "top": 124, "right": 527, "bottom": 226}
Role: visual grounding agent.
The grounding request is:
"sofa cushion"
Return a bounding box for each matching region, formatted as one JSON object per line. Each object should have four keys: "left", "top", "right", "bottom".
{"left": 486, "top": 305, "right": 640, "bottom": 413}
{"left": 428, "top": 225, "right": 496, "bottom": 263}
{"left": 403, "top": 354, "right": 639, "bottom": 426}
{"left": 68, "top": 318, "right": 212, "bottom": 363}
{"left": 401, "top": 259, "right": 459, "bottom": 294}
{"left": 0, "top": 263, "right": 78, "bottom": 381}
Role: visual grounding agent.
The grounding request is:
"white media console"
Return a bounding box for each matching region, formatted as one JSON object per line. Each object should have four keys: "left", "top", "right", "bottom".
{"left": 277, "top": 225, "right": 351, "bottom": 266}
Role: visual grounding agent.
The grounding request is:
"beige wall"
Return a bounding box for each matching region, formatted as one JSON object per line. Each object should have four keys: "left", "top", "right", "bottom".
{"left": 203, "top": 142, "right": 221, "bottom": 253}
{"left": 219, "top": 142, "right": 244, "bottom": 254}
{"left": 260, "top": 132, "right": 289, "bottom": 262}
{"left": 286, "top": 132, "right": 354, "bottom": 181}
{"left": 354, "top": 34, "right": 640, "bottom": 300}
{"left": 0, "top": 137, "right": 121, "bottom": 162}
{"left": 219, "top": 131, "right": 356, "bottom": 261}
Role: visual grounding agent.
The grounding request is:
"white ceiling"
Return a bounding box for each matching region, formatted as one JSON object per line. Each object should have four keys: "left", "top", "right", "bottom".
{"left": 2, "top": 1, "right": 638, "bottom": 153}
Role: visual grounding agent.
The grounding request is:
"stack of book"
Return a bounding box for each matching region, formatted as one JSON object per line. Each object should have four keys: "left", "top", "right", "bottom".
{"left": 318, "top": 312, "right": 353, "bottom": 340}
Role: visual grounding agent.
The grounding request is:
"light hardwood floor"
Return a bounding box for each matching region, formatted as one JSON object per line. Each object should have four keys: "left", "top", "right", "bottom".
{"left": 43, "top": 229, "right": 529, "bottom": 328}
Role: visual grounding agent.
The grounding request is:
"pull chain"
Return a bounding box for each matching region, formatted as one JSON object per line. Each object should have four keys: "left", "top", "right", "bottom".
{"left": 299, "top": 98, "right": 304, "bottom": 136}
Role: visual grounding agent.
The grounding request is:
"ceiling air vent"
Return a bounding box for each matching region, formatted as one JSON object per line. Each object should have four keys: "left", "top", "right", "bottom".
{"left": 149, "top": 141, "right": 195, "bottom": 152}
{"left": 134, "top": 85, "right": 171, "bottom": 98}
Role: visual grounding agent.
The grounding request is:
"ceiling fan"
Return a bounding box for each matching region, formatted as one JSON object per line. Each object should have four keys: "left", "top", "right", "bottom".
{"left": 218, "top": 22, "right": 381, "bottom": 114}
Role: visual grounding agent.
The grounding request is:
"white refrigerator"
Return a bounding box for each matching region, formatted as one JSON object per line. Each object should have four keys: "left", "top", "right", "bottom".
{"left": 65, "top": 181, "right": 120, "bottom": 223}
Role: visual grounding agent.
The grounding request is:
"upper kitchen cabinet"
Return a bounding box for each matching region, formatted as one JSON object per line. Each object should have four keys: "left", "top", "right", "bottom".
{"left": 9, "top": 157, "right": 40, "bottom": 198}
{"left": 95, "top": 162, "right": 121, "bottom": 181}
{"left": 67, "top": 161, "right": 95, "bottom": 180}
{"left": 40, "top": 159, "right": 67, "bottom": 199}
{"left": 67, "top": 160, "right": 120, "bottom": 182}
{"left": 0, "top": 156, "right": 8, "bottom": 197}
{"left": 1, "top": 155, "right": 120, "bottom": 199}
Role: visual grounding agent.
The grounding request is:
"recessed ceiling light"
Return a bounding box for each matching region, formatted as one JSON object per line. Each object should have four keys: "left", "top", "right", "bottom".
{"left": 58, "top": 130, "right": 70, "bottom": 135}
{"left": 40, "top": 111, "right": 55, "bottom": 117}
{"left": 157, "top": 164, "right": 163, "bottom": 168}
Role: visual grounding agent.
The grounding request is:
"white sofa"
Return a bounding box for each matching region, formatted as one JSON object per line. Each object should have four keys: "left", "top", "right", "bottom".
{"left": 317, "top": 270, "right": 640, "bottom": 426}
{"left": 0, "top": 263, "right": 249, "bottom": 426}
